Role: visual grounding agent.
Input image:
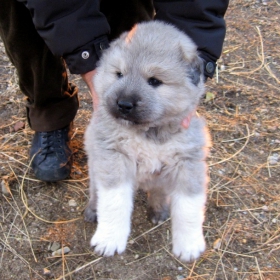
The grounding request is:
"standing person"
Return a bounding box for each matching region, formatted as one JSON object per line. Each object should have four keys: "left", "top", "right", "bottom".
{"left": 0, "top": 0, "right": 229, "bottom": 182}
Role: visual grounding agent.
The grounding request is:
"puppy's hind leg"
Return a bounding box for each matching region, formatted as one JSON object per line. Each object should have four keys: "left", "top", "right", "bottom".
{"left": 147, "top": 188, "right": 170, "bottom": 224}
{"left": 84, "top": 168, "right": 98, "bottom": 223}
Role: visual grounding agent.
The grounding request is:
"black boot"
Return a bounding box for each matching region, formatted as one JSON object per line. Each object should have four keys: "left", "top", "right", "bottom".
{"left": 30, "top": 125, "right": 73, "bottom": 182}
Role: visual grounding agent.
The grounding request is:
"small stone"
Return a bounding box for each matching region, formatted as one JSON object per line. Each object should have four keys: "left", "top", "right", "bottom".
{"left": 267, "top": 126, "right": 277, "bottom": 133}
{"left": 68, "top": 199, "right": 77, "bottom": 207}
{"left": 74, "top": 170, "right": 82, "bottom": 175}
{"left": 272, "top": 218, "right": 277, "bottom": 224}
{"left": 1, "top": 179, "right": 11, "bottom": 195}
{"left": 52, "top": 246, "right": 70, "bottom": 257}
{"left": 259, "top": 213, "right": 267, "bottom": 221}
{"left": 262, "top": 205, "right": 269, "bottom": 211}
{"left": 268, "top": 158, "right": 278, "bottom": 165}
{"left": 3, "top": 55, "right": 9, "bottom": 62}
{"left": 48, "top": 242, "right": 60, "bottom": 252}
{"left": 178, "top": 266, "right": 183, "bottom": 271}
{"left": 134, "top": 254, "right": 139, "bottom": 259}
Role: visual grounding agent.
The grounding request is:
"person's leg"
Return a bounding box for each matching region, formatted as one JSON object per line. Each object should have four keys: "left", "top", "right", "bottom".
{"left": 0, "top": 0, "right": 79, "bottom": 131}
{"left": 0, "top": 0, "right": 79, "bottom": 181}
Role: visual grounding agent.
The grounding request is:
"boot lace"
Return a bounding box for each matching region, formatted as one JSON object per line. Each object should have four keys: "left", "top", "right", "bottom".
{"left": 39, "top": 129, "right": 66, "bottom": 158}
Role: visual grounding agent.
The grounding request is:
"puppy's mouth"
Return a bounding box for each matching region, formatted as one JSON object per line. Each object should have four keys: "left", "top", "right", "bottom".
{"left": 107, "top": 97, "right": 153, "bottom": 125}
{"left": 113, "top": 110, "right": 150, "bottom": 125}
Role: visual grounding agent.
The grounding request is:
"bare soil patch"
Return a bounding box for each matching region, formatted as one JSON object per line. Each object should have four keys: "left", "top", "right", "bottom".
{"left": 0, "top": 1, "right": 279, "bottom": 279}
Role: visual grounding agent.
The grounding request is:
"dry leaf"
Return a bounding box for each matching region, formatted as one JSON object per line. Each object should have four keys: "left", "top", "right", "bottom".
{"left": 13, "top": 121, "right": 25, "bottom": 132}
{"left": 43, "top": 268, "right": 51, "bottom": 276}
{"left": 213, "top": 238, "right": 222, "bottom": 250}
{"left": 205, "top": 91, "right": 216, "bottom": 102}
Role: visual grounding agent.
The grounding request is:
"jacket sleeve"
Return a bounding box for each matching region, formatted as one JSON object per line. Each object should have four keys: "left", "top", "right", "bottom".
{"left": 154, "top": 0, "right": 229, "bottom": 79}
{"left": 19, "top": 0, "right": 110, "bottom": 74}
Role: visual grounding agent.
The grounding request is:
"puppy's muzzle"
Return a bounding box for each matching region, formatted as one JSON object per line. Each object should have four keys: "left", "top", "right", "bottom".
{"left": 108, "top": 92, "right": 146, "bottom": 124}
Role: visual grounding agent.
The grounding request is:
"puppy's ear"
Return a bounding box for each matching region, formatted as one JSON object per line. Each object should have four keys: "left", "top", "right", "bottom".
{"left": 188, "top": 56, "right": 204, "bottom": 86}
{"left": 179, "top": 37, "right": 204, "bottom": 86}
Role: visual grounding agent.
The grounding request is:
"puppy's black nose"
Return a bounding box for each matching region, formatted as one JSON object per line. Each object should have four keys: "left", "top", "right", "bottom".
{"left": 117, "top": 100, "right": 134, "bottom": 114}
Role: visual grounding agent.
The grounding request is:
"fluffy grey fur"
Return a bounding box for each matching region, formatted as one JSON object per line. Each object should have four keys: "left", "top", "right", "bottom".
{"left": 84, "top": 21, "right": 211, "bottom": 262}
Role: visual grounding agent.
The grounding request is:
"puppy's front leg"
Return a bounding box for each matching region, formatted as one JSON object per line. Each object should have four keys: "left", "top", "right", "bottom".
{"left": 171, "top": 192, "right": 206, "bottom": 262}
{"left": 171, "top": 162, "right": 208, "bottom": 262}
{"left": 91, "top": 181, "right": 134, "bottom": 256}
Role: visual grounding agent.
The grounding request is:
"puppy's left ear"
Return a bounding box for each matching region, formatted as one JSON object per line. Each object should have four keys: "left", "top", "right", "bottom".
{"left": 188, "top": 56, "right": 204, "bottom": 86}
{"left": 179, "top": 37, "right": 204, "bottom": 86}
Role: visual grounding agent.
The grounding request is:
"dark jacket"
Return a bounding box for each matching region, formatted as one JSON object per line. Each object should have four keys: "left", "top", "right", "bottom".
{"left": 18, "top": 0, "right": 229, "bottom": 78}
{"left": 154, "top": 0, "right": 229, "bottom": 79}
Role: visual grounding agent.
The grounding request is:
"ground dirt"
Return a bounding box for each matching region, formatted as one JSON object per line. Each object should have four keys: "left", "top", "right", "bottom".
{"left": 0, "top": 0, "right": 280, "bottom": 279}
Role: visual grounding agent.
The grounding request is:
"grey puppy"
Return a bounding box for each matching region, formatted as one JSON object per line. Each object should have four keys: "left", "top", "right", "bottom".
{"left": 84, "top": 21, "right": 211, "bottom": 262}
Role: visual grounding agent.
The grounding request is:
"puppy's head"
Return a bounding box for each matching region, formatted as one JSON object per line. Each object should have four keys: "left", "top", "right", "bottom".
{"left": 94, "top": 21, "right": 205, "bottom": 127}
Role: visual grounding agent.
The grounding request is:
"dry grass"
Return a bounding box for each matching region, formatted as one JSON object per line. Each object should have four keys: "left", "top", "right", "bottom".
{"left": 0, "top": 0, "right": 280, "bottom": 279}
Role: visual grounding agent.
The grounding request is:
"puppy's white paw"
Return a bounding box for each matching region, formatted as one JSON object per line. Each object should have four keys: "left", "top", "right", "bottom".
{"left": 90, "top": 225, "right": 129, "bottom": 256}
{"left": 172, "top": 232, "right": 205, "bottom": 262}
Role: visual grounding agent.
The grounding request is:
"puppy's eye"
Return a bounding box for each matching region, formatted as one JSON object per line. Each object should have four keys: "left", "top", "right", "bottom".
{"left": 148, "top": 77, "right": 162, "bottom": 87}
{"left": 116, "top": 72, "right": 123, "bottom": 79}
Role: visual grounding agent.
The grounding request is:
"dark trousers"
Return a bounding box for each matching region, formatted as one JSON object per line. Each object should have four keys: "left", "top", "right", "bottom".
{"left": 0, "top": 0, "right": 79, "bottom": 132}
{"left": 0, "top": 0, "right": 153, "bottom": 132}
